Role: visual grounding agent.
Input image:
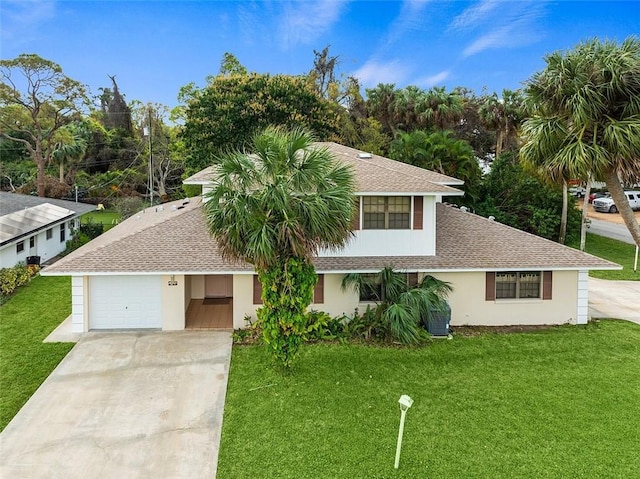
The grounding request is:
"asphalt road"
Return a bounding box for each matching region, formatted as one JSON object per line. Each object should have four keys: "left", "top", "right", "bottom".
{"left": 589, "top": 218, "right": 636, "bottom": 245}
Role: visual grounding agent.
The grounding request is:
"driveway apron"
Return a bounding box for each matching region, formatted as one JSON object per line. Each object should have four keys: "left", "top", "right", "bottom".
{"left": 589, "top": 277, "right": 640, "bottom": 324}
{"left": 0, "top": 331, "right": 232, "bottom": 479}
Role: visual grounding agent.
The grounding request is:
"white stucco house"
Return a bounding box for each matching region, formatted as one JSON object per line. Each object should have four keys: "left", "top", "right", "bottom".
{"left": 42, "top": 143, "right": 618, "bottom": 333}
{"left": 0, "top": 192, "right": 95, "bottom": 269}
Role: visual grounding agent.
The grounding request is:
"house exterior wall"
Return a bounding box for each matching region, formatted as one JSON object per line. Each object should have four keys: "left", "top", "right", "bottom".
{"left": 0, "top": 217, "right": 81, "bottom": 268}
{"left": 318, "top": 196, "right": 436, "bottom": 257}
{"left": 431, "top": 270, "right": 580, "bottom": 326}
{"left": 233, "top": 275, "right": 257, "bottom": 329}
{"left": 71, "top": 276, "right": 86, "bottom": 333}
{"left": 161, "top": 275, "right": 185, "bottom": 330}
{"left": 184, "top": 275, "right": 192, "bottom": 313}
{"left": 190, "top": 275, "right": 205, "bottom": 299}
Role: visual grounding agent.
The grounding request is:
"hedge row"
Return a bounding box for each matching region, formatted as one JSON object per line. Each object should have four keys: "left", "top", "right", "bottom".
{"left": 0, "top": 263, "right": 40, "bottom": 299}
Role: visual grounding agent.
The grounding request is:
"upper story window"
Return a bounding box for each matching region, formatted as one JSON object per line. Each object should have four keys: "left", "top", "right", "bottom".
{"left": 363, "top": 196, "right": 410, "bottom": 230}
{"left": 496, "top": 272, "right": 541, "bottom": 299}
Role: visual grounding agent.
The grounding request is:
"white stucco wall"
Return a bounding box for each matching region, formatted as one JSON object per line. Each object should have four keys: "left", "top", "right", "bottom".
{"left": 71, "top": 275, "right": 86, "bottom": 333}
{"left": 232, "top": 274, "right": 258, "bottom": 329}
{"left": 317, "top": 196, "right": 436, "bottom": 257}
{"left": 184, "top": 275, "right": 192, "bottom": 313}
{"left": 431, "top": 270, "right": 580, "bottom": 326}
{"left": 161, "top": 275, "right": 185, "bottom": 330}
{"left": 190, "top": 274, "right": 205, "bottom": 299}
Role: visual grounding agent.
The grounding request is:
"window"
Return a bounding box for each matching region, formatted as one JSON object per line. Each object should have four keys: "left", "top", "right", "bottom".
{"left": 16, "top": 241, "right": 24, "bottom": 254}
{"left": 358, "top": 272, "right": 418, "bottom": 302}
{"left": 60, "top": 223, "right": 66, "bottom": 243}
{"left": 29, "top": 236, "right": 35, "bottom": 248}
{"left": 46, "top": 228, "right": 53, "bottom": 240}
{"left": 363, "top": 196, "right": 410, "bottom": 229}
{"left": 495, "top": 272, "right": 541, "bottom": 299}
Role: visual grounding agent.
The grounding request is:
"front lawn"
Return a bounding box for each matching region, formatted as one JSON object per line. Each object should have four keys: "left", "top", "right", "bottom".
{"left": 0, "top": 276, "right": 74, "bottom": 431}
{"left": 571, "top": 233, "right": 639, "bottom": 281}
{"left": 81, "top": 209, "right": 121, "bottom": 231}
{"left": 218, "top": 322, "right": 640, "bottom": 478}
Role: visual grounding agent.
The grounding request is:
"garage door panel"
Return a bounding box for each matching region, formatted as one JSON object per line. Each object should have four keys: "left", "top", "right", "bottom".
{"left": 89, "top": 276, "right": 162, "bottom": 329}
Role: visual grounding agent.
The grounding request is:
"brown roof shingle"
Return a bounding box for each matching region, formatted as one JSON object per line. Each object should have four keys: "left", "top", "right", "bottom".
{"left": 43, "top": 201, "right": 618, "bottom": 275}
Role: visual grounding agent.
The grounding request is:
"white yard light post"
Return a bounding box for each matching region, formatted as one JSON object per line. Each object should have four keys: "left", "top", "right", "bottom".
{"left": 394, "top": 394, "right": 414, "bottom": 469}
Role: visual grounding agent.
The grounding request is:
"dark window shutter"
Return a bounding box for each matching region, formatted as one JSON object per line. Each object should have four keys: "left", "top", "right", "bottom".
{"left": 542, "top": 271, "right": 553, "bottom": 300}
{"left": 314, "top": 274, "right": 324, "bottom": 304}
{"left": 352, "top": 198, "right": 360, "bottom": 230}
{"left": 408, "top": 273, "right": 419, "bottom": 288}
{"left": 253, "top": 275, "right": 263, "bottom": 305}
{"left": 486, "top": 272, "right": 496, "bottom": 301}
{"left": 413, "top": 196, "right": 423, "bottom": 230}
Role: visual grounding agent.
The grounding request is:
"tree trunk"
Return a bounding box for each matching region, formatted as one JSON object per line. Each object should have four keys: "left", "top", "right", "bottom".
{"left": 496, "top": 129, "right": 504, "bottom": 157}
{"left": 604, "top": 168, "right": 640, "bottom": 247}
{"left": 59, "top": 158, "right": 65, "bottom": 183}
{"left": 559, "top": 179, "right": 568, "bottom": 245}
{"left": 580, "top": 179, "right": 592, "bottom": 251}
{"left": 35, "top": 142, "right": 45, "bottom": 197}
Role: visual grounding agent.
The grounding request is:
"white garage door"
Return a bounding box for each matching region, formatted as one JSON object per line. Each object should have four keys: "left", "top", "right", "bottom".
{"left": 89, "top": 276, "right": 162, "bottom": 329}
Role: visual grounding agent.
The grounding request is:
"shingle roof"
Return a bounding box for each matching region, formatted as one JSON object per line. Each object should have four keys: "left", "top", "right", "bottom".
{"left": 0, "top": 192, "right": 95, "bottom": 216}
{"left": 183, "top": 142, "right": 464, "bottom": 195}
{"left": 43, "top": 200, "right": 618, "bottom": 275}
{"left": 0, "top": 192, "right": 95, "bottom": 245}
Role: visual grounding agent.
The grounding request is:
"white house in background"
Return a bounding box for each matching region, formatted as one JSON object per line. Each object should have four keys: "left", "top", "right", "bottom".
{"left": 42, "top": 143, "right": 619, "bottom": 333}
{"left": 0, "top": 192, "right": 95, "bottom": 268}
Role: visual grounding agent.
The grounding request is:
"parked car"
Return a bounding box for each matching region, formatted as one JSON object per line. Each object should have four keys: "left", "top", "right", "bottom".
{"left": 588, "top": 192, "right": 609, "bottom": 204}
{"left": 569, "top": 186, "right": 587, "bottom": 198}
{"left": 592, "top": 191, "right": 640, "bottom": 213}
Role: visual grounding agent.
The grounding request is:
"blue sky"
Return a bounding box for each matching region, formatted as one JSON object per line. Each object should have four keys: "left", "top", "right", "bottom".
{"left": 1, "top": 1, "right": 638, "bottom": 110}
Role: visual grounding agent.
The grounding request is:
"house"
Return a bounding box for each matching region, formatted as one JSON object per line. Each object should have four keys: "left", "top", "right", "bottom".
{"left": 0, "top": 192, "right": 95, "bottom": 268}
{"left": 42, "top": 143, "right": 618, "bottom": 333}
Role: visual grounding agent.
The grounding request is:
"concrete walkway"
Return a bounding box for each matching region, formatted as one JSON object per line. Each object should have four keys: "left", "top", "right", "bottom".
{"left": 0, "top": 331, "right": 232, "bottom": 479}
{"left": 589, "top": 277, "right": 640, "bottom": 324}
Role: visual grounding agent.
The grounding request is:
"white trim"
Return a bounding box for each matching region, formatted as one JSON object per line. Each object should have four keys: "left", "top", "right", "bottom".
{"left": 576, "top": 270, "right": 589, "bottom": 324}
{"left": 356, "top": 190, "right": 464, "bottom": 196}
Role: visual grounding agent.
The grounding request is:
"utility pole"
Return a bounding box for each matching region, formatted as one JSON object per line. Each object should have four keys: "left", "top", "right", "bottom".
{"left": 144, "top": 105, "right": 153, "bottom": 206}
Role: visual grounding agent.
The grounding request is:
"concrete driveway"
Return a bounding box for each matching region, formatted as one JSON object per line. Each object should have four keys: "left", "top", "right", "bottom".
{"left": 589, "top": 277, "right": 640, "bottom": 324}
{"left": 0, "top": 331, "right": 232, "bottom": 479}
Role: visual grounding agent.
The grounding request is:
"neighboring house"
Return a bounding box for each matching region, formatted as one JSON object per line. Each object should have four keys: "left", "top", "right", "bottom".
{"left": 42, "top": 143, "right": 618, "bottom": 333}
{"left": 0, "top": 192, "right": 95, "bottom": 268}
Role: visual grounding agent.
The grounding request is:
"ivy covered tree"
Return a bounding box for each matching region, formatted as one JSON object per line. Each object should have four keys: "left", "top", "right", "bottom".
{"left": 0, "top": 54, "right": 88, "bottom": 196}
{"left": 204, "top": 127, "right": 355, "bottom": 368}
{"left": 182, "top": 74, "right": 337, "bottom": 173}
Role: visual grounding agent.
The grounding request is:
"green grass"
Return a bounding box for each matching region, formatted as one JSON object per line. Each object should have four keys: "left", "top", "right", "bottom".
{"left": 218, "top": 322, "right": 640, "bottom": 478}
{"left": 0, "top": 276, "right": 74, "bottom": 431}
{"left": 570, "top": 233, "right": 639, "bottom": 281}
{"left": 81, "top": 210, "right": 121, "bottom": 231}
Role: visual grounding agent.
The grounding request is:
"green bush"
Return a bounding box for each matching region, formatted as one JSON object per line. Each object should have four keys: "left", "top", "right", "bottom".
{"left": 303, "top": 310, "right": 344, "bottom": 341}
{"left": 0, "top": 263, "right": 39, "bottom": 300}
{"left": 79, "top": 219, "right": 103, "bottom": 239}
{"left": 62, "top": 232, "right": 90, "bottom": 256}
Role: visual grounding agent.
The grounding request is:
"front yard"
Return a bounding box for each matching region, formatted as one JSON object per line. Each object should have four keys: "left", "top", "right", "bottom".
{"left": 575, "top": 233, "right": 639, "bottom": 281}
{"left": 0, "top": 276, "right": 73, "bottom": 431}
{"left": 218, "top": 322, "right": 640, "bottom": 478}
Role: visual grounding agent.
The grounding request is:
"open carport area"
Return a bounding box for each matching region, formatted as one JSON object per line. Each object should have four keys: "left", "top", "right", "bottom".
{"left": 0, "top": 331, "right": 232, "bottom": 479}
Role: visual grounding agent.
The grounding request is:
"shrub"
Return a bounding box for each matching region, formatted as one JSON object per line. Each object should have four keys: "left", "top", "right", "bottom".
{"left": 62, "top": 232, "right": 90, "bottom": 256}
{"left": 0, "top": 263, "right": 39, "bottom": 300}
{"left": 303, "top": 310, "right": 344, "bottom": 341}
{"left": 79, "top": 219, "right": 103, "bottom": 239}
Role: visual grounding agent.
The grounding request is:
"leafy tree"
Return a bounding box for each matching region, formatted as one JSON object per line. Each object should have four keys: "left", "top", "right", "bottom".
{"left": 103, "top": 75, "right": 133, "bottom": 134}
{"left": 182, "top": 74, "right": 337, "bottom": 173}
{"left": 204, "top": 127, "right": 356, "bottom": 367}
{"left": 0, "top": 54, "right": 88, "bottom": 196}
{"left": 453, "top": 87, "right": 496, "bottom": 158}
{"left": 366, "top": 83, "right": 397, "bottom": 135}
{"left": 477, "top": 153, "right": 581, "bottom": 242}
{"left": 419, "top": 86, "right": 463, "bottom": 130}
{"left": 341, "top": 268, "right": 452, "bottom": 344}
{"left": 479, "top": 89, "right": 525, "bottom": 157}
{"left": 521, "top": 37, "right": 640, "bottom": 246}
{"left": 218, "top": 52, "right": 248, "bottom": 77}
{"left": 308, "top": 45, "right": 339, "bottom": 100}
{"left": 389, "top": 130, "right": 482, "bottom": 205}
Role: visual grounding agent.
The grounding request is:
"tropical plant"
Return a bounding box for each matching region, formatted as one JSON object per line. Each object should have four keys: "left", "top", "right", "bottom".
{"left": 521, "top": 37, "right": 640, "bottom": 247}
{"left": 341, "top": 267, "right": 452, "bottom": 344}
{"left": 479, "top": 89, "right": 525, "bottom": 156}
{"left": 0, "top": 54, "right": 88, "bottom": 196}
{"left": 204, "top": 126, "right": 356, "bottom": 367}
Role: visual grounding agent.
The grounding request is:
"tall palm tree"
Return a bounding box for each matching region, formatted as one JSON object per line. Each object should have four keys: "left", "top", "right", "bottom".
{"left": 521, "top": 37, "right": 640, "bottom": 247}
{"left": 342, "top": 267, "right": 452, "bottom": 344}
{"left": 420, "top": 87, "right": 463, "bottom": 130}
{"left": 366, "top": 83, "right": 397, "bottom": 135}
{"left": 204, "top": 126, "right": 356, "bottom": 366}
{"left": 479, "top": 89, "right": 525, "bottom": 157}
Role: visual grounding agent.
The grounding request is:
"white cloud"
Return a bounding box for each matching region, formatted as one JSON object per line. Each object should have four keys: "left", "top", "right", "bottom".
{"left": 456, "top": 1, "right": 549, "bottom": 57}
{"left": 414, "top": 70, "right": 451, "bottom": 88}
{"left": 351, "top": 59, "right": 411, "bottom": 88}
{"left": 1, "top": 0, "right": 56, "bottom": 42}
{"left": 278, "top": 0, "right": 349, "bottom": 49}
{"left": 449, "top": 0, "right": 500, "bottom": 31}
{"left": 382, "top": 0, "right": 433, "bottom": 48}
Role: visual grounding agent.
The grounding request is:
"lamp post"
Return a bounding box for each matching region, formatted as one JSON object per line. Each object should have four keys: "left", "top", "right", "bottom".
{"left": 394, "top": 394, "right": 414, "bottom": 469}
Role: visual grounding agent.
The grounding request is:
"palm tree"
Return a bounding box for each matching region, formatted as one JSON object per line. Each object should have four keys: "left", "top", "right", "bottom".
{"left": 521, "top": 37, "right": 640, "bottom": 247}
{"left": 366, "top": 83, "right": 397, "bottom": 135}
{"left": 479, "top": 89, "right": 525, "bottom": 157}
{"left": 341, "top": 267, "right": 452, "bottom": 344}
{"left": 420, "top": 87, "right": 463, "bottom": 130}
{"left": 204, "top": 126, "right": 356, "bottom": 366}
